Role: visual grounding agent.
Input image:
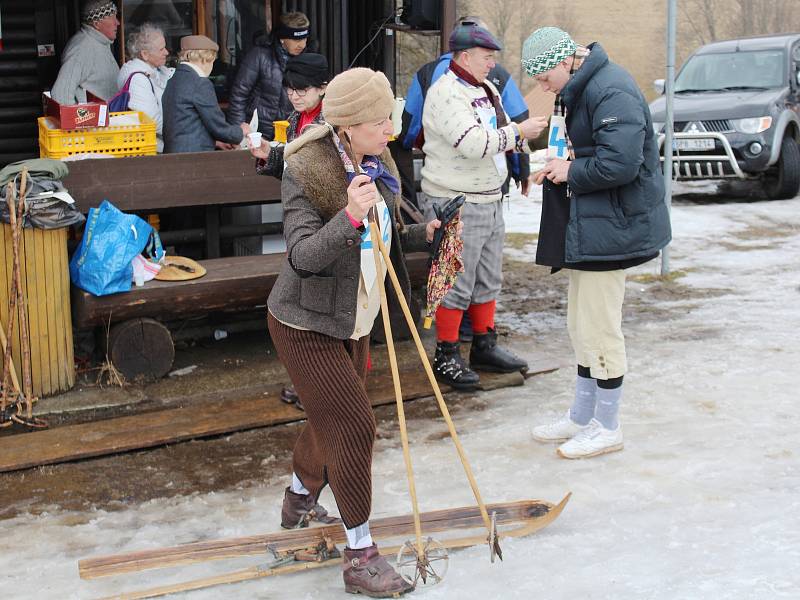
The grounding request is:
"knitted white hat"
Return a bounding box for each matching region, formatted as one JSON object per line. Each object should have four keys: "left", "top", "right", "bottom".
{"left": 521, "top": 27, "right": 577, "bottom": 77}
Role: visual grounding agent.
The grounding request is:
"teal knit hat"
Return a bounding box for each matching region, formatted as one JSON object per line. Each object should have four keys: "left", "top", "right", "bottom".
{"left": 521, "top": 27, "right": 577, "bottom": 77}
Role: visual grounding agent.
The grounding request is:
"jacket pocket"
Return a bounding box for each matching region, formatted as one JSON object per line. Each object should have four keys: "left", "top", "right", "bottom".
{"left": 609, "top": 188, "right": 627, "bottom": 222}
{"left": 299, "top": 275, "right": 336, "bottom": 315}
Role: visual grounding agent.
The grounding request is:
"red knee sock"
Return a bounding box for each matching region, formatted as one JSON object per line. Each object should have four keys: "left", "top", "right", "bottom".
{"left": 435, "top": 306, "right": 464, "bottom": 342}
{"left": 467, "top": 301, "right": 496, "bottom": 334}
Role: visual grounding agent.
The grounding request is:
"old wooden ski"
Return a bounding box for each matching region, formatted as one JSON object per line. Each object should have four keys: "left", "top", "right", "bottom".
{"left": 82, "top": 495, "right": 570, "bottom": 599}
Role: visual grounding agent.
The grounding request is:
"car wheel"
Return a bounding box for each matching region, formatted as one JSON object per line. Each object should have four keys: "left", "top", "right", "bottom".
{"left": 763, "top": 135, "right": 800, "bottom": 200}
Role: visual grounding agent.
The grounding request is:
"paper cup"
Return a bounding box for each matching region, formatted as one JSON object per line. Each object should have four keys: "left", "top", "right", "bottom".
{"left": 248, "top": 132, "right": 263, "bottom": 147}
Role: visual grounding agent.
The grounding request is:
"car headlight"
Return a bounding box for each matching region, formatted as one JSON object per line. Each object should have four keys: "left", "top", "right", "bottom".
{"left": 652, "top": 121, "right": 664, "bottom": 134}
{"left": 731, "top": 116, "right": 772, "bottom": 134}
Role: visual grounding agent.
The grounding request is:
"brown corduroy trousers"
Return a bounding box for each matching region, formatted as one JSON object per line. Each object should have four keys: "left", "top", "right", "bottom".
{"left": 268, "top": 313, "right": 375, "bottom": 529}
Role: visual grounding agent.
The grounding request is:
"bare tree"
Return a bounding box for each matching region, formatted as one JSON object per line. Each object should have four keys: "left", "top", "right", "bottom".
{"left": 678, "top": 0, "right": 726, "bottom": 46}
{"left": 549, "top": 5, "right": 580, "bottom": 39}
{"left": 734, "top": 0, "right": 800, "bottom": 37}
{"left": 517, "top": 0, "right": 541, "bottom": 91}
{"left": 456, "top": 0, "right": 475, "bottom": 20}
{"left": 483, "top": 1, "right": 515, "bottom": 51}
{"left": 680, "top": 0, "right": 800, "bottom": 49}
{"left": 395, "top": 30, "right": 440, "bottom": 97}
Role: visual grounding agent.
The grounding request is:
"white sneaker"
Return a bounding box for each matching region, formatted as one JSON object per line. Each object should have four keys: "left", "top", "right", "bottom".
{"left": 531, "top": 410, "right": 589, "bottom": 443}
{"left": 557, "top": 419, "right": 623, "bottom": 459}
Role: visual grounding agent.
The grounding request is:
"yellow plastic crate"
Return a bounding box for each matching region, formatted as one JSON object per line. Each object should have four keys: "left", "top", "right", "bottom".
{"left": 38, "top": 111, "right": 157, "bottom": 159}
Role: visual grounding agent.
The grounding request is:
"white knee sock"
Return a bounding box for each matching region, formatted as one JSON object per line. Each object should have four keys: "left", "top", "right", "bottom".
{"left": 291, "top": 472, "right": 310, "bottom": 495}
{"left": 345, "top": 521, "right": 373, "bottom": 549}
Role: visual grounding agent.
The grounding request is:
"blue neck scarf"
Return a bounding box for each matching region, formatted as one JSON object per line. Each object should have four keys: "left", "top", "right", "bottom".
{"left": 331, "top": 129, "right": 400, "bottom": 195}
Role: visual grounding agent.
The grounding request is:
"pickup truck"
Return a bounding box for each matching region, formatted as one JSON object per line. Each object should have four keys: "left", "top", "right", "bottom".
{"left": 649, "top": 33, "right": 800, "bottom": 199}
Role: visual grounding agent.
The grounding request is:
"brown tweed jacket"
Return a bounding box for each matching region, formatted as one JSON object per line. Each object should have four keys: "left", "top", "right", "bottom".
{"left": 267, "top": 126, "right": 430, "bottom": 340}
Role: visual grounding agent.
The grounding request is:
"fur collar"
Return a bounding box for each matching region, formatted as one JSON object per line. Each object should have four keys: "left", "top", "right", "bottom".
{"left": 284, "top": 124, "right": 402, "bottom": 222}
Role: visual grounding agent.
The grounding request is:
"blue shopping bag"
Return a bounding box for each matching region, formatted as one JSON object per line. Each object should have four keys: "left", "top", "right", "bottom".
{"left": 69, "top": 200, "right": 164, "bottom": 296}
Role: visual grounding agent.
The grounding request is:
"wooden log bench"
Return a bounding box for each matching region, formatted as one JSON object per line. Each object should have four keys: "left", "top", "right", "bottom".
{"left": 63, "top": 151, "right": 428, "bottom": 381}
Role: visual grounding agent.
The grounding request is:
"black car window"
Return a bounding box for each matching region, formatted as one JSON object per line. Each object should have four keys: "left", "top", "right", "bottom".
{"left": 676, "top": 50, "right": 786, "bottom": 92}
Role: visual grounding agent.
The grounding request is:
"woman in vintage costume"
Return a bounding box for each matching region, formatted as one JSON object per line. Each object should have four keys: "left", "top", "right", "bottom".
{"left": 266, "top": 67, "right": 445, "bottom": 597}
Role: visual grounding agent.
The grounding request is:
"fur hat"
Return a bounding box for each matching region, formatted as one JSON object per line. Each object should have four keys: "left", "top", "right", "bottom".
{"left": 322, "top": 68, "right": 394, "bottom": 127}
{"left": 521, "top": 27, "right": 577, "bottom": 77}
{"left": 81, "top": 0, "right": 117, "bottom": 23}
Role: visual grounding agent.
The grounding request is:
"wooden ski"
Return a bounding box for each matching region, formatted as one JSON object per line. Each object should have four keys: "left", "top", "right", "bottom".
{"left": 82, "top": 495, "right": 570, "bottom": 600}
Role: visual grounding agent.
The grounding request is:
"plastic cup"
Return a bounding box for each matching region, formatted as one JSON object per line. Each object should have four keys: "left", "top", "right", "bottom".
{"left": 248, "top": 132, "right": 263, "bottom": 148}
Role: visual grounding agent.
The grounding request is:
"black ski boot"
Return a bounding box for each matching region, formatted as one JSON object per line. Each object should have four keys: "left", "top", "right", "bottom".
{"left": 433, "top": 341, "right": 480, "bottom": 391}
{"left": 470, "top": 328, "right": 528, "bottom": 374}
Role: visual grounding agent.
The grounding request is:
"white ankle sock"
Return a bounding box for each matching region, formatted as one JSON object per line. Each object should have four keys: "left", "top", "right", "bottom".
{"left": 291, "top": 473, "right": 310, "bottom": 495}
{"left": 345, "top": 522, "right": 373, "bottom": 549}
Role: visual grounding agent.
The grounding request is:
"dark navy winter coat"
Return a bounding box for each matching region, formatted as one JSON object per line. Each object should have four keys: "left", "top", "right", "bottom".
{"left": 537, "top": 43, "right": 671, "bottom": 268}
{"left": 226, "top": 36, "right": 293, "bottom": 140}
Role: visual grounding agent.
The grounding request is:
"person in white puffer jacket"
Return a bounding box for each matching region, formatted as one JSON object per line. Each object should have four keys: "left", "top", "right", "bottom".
{"left": 117, "top": 23, "right": 175, "bottom": 152}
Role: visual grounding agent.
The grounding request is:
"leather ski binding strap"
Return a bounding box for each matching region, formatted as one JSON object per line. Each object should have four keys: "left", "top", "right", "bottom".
{"left": 294, "top": 537, "right": 341, "bottom": 562}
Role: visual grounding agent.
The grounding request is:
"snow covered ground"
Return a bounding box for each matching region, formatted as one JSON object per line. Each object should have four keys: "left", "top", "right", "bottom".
{"left": 2, "top": 184, "right": 799, "bottom": 599}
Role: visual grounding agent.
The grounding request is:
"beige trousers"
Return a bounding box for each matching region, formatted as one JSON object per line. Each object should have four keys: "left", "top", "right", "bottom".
{"left": 566, "top": 269, "right": 628, "bottom": 380}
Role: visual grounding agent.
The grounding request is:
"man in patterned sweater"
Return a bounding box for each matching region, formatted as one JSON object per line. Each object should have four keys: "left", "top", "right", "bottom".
{"left": 420, "top": 23, "right": 548, "bottom": 389}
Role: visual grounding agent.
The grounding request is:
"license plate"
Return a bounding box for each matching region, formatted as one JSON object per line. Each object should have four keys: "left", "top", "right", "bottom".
{"left": 675, "top": 138, "right": 715, "bottom": 151}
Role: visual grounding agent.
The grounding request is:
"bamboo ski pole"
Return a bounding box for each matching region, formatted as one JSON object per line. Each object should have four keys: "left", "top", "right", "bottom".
{"left": 13, "top": 168, "right": 34, "bottom": 416}
{"left": 373, "top": 231, "right": 495, "bottom": 539}
{"left": 367, "top": 207, "right": 425, "bottom": 563}
{"left": 1, "top": 183, "right": 20, "bottom": 410}
{"left": 0, "top": 320, "right": 22, "bottom": 400}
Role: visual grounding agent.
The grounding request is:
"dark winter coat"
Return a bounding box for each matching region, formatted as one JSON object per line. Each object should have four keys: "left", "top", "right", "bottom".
{"left": 267, "top": 126, "right": 430, "bottom": 340}
{"left": 162, "top": 64, "right": 244, "bottom": 154}
{"left": 226, "top": 36, "right": 293, "bottom": 139}
{"left": 536, "top": 43, "right": 671, "bottom": 269}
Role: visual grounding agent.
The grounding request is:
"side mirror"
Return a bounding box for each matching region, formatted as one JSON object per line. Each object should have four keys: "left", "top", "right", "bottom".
{"left": 796, "top": 70, "right": 800, "bottom": 86}
{"left": 653, "top": 79, "right": 665, "bottom": 95}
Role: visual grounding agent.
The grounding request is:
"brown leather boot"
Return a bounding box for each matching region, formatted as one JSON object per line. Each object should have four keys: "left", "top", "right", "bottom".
{"left": 281, "top": 487, "right": 340, "bottom": 529}
{"left": 343, "top": 544, "right": 414, "bottom": 598}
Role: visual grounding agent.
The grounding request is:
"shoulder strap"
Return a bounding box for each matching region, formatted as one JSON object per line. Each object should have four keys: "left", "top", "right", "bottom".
{"left": 121, "top": 70, "right": 154, "bottom": 93}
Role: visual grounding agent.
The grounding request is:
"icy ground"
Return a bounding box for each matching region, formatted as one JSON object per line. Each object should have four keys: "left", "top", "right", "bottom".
{"left": 2, "top": 184, "right": 799, "bottom": 599}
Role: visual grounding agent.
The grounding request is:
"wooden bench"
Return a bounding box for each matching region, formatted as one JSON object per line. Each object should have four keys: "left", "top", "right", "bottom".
{"left": 64, "top": 150, "right": 428, "bottom": 380}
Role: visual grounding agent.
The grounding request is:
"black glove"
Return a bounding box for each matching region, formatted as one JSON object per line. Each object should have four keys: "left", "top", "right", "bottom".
{"left": 431, "top": 194, "right": 465, "bottom": 262}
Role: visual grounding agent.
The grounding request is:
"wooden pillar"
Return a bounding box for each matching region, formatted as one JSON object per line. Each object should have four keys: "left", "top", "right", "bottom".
{"left": 440, "top": 0, "right": 456, "bottom": 55}
{"left": 195, "top": 0, "right": 207, "bottom": 35}
{"left": 266, "top": 0, "right": 277, "bottom": 31}
{"left": 270, "top": 0, "right": 281, "bottom": 27}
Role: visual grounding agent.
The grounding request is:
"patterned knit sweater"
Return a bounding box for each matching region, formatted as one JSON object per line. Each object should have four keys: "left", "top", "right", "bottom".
{"left": 421, "top": 69, "right": 523, "bottom": 203}
{"left": 51, "top": 25, "right": 120, "bottom": 104}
